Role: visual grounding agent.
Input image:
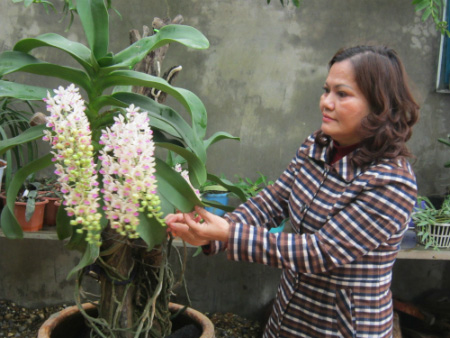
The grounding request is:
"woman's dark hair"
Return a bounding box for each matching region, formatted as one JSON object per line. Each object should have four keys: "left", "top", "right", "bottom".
{"left": 316, "top": 45, "right": 419, "bottom": 167}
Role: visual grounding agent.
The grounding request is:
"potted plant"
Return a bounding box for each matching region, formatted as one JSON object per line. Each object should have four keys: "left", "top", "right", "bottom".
{"left": 38, "top": 176, "right": 62, "bottom": 227}
{"left": 0, "top": 1, "right": 238, "bottom": 336}
{"left": 412, "top": 195, "right": 450, "bottom": 249}
{"left": 234, "top": 172, "right": 274, "bottom": 200}
{"left": 412, "top": 133, "right": 450, "bottom": 249}
{"left": 0, "top": 177, "right": 48, "bottom": 232}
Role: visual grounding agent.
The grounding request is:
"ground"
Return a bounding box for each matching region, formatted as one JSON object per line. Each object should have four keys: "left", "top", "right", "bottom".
{"left": 0, "top": 299, "right": 263, "bottom": 337}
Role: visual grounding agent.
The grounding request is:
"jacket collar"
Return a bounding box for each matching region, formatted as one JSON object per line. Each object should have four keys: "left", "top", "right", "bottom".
{"left": 307, "top": 139, "right": 362, "bottom": 182}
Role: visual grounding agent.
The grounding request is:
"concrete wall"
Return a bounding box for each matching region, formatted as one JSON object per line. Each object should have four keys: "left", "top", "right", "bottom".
{"left": 0, "top": 0, "right": 449, "bottom": 319}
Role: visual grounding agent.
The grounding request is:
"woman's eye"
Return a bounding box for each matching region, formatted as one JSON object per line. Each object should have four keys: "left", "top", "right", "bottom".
{"left": 337, "top": 91, "right": 347, "bottom": 98}
{"left": 322, "top": 87, "right": 330, "bottom": 94}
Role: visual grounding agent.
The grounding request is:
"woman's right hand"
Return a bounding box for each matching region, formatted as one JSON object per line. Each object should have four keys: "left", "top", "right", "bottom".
{"left": 165, "top": 212, "right": 211, "bottom": 247}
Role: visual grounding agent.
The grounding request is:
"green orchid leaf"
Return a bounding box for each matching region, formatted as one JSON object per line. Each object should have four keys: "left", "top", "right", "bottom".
{"left": 155, "top": 158, "right": 202, "bottom": 213}
{"left": 112, "top": 24, "right": 209, "bottom": 69}
{"left": 0, "top": 124, "right": 46, "bottom": 157}
{"left": 156, "top": 142, "right": 207, "bottom": 188}
{"left": 93, "top": 93, "right": 178, "bottom": 137}
{"left": 206, "top": 173, "right": 247, "bottom": 202}
{"left": 56, "top": 202, "right": 73, "bottom": 240}
{"left": 0, "top": 51, "right": 91, "bottom": 92}
{"left": 0, "top": 153, "right": 53, "bottom": 239}
{"left": 0, "top": 80, "right": 49, "bottom": 100}
{"left": 67, "top": 243, "right": 100, "bottom": 280}
{"left": 201, "top": 198, "right": 235, "bottom": 213}
{"left": 77, "top": 0, "right": 109, "bottom": 60}
{"left": 136, "top": 213, "right": 167, "bottom": 251}
{"left": 204, "top": 131, "right": 240, "bottom": 150}
{"left": 97, "top": 70, "right": 207, "bottom": 140}
{"left": 13, "top": 33, "right": 93, "bottom": 71}
{"left": 109, "top": 92, "right": 206, "bottom": 161}
{"left": 25, "top": 197, "right": 36, "bottom": 222}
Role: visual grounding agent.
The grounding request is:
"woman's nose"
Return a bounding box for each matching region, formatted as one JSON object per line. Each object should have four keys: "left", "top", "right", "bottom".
{"left": 321, "top": 94, "right": 335, "bottom": 111}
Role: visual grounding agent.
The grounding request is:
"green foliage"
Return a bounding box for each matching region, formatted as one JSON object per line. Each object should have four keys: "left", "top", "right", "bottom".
{"left": 234, "top": 172, "right": 274, "bottom": 200}
{"left": 412, "top": 0, "right": 450, "bottom": 37}
{"left": 412, "top": 195, "right": 450, "bottom": 249}
{"left": 0, "top": 97, "right": 40, "bottom": 192}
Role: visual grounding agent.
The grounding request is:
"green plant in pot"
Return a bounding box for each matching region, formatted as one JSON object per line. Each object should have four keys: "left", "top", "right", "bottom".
{"left": 234, "top": 172, "right": 274, "bottom": 200}
{"left": 412, "top": 133, "right": 450, "bottom": 249}
{"left": 0, "top": 1, "right": 238, "bottom": 336}
{"left": 412, "top": 195, "right": 450, "bottom": 249}
{"left": 0, "top": 176, "right": 48, "bottom": 232}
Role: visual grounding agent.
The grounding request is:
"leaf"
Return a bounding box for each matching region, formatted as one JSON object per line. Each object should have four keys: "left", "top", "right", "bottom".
{"left": 0, "top": 124, "right": 46, "bottom": 157}
{"left": 0, "top": 51, "right": 91, "bottom": 92}
{"left": 67, "top": 243, "right": 100, "bottom": 279}
{"left": 25, "top": 197, "right": 36, "bottom": 222}
{"left": 13, "top": 33, "right": 93, "bottom": 71}
{"left": 206, "top": 173, "right": 247, "bottom": 202}
{"left": 112, "top": 25, "right": 209, "bottom": 69}
{"left": 0, "top": 153, "right": 53, "bottom": 238}
{"left": 156, "top": 142, "right": 206, "bottom": 188}
{"left": 97, "top": 71, "right": 207, "bottom": 141}
{"left": 421, "top": 7, "right": 432, "bottom": 21}
{"left": 56, "top": 202, "right": 73, "bottom": 240}
{"left": 204, "top": 131, "right": 240, "bottom": 150}
{"left": 109, "top": 92, "right": 206, "bottom": 161}
{"left": 202, "top": 198, "right": 235, "bottom": 212}
{"left": 0, "top": 80, "right": 49, "bottom": 101}
{"left": 136, "top": 213, "right": 167, "bottom": 251}
{"left": 414, "top": 0, "right": 431, "bottom": 12}
{"left": 155, "top": 158, "right": 202, "bottom": 213}
{"left": 76, "top": 0, "right": 109, "bottom": 60}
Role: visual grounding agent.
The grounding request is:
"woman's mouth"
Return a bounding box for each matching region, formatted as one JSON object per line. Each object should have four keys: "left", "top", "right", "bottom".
{"left": 322, "top": 114, "right": 335, "bottom": 123}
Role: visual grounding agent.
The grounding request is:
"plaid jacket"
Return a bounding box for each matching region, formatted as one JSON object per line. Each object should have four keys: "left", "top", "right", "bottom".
{"left": 210, "top": 133, "right": 417, "bottom": 338}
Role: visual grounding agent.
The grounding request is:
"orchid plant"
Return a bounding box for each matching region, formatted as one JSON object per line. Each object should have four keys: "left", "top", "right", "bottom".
{"left": 0, "top": 1, "right": 240, "bottom": 336}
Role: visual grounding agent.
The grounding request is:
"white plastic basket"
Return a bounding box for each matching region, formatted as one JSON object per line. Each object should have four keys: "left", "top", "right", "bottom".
{"left": 420, "top": 223, "right": 450, "bottom": 248}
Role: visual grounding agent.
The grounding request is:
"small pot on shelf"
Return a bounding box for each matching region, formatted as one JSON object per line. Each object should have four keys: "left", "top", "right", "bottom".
{"left": 0, "top": 193, "right": 48, "bottom": 232}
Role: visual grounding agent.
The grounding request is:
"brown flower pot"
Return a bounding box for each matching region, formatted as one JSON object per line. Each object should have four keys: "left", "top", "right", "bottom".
{"left": 38, "top": 302, "right": 215, "bottom": 338}
{"left": 43, "top": 197, "right": 61, "bottom": 226}
{"left": 0, "top": 194, "right": 48, "bottom": 232}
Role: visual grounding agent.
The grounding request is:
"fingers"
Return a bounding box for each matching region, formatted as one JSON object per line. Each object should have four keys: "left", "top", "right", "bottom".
{"left": 165, "top": 213, "right": 184, "bottom": 225}
{"left": 195, "top": 205, "right": 212, "bottom": 220}
{"left": 167, "top": 219, "right": 209, "bottom": 247}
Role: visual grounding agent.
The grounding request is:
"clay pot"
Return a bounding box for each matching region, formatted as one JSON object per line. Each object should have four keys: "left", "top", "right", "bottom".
{"left": 43, "top": 197, "right": 61, "bottom": 226}
{"left": 0, "top": 194, "right": 48, "bottom": 232}
{"left": 38, "top": 302, "right": 215, "bottom": 338}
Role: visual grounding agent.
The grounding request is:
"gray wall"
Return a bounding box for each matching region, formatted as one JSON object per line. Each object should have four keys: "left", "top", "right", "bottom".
{"left": 0, "top": 0, "right": 449, "bottom": 319}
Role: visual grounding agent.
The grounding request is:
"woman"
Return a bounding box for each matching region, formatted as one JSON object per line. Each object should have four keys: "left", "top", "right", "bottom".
{"left": 166, "top": 45, "right": 419, "bottom": 338}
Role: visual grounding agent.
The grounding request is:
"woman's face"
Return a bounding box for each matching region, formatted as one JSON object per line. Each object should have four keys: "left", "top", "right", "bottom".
{"left": 319, "top": 59, "right": 371, "bottom": 146}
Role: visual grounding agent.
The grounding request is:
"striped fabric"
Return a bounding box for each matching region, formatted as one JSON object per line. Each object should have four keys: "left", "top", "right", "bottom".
{"left": 210, "top": 132, "right": 417, "bottom": 337}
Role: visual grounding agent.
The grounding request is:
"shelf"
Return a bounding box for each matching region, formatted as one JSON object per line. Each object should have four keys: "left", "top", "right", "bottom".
{"left": 0, "top": 227, "right": 59, "bottom": 240}
{"left": 1, "top": 229, "right": 449, "bottom": 260}
{"left": 397, "top": 244, "right": 450, "bottom": 260}
{"left": 0, "top": 228, "right": 195, "bottom": 247}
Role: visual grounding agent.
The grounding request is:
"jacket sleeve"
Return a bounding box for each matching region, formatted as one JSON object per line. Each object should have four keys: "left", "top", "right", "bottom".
{"left": 226, "top": 161, "right": 417, "bottom": 273}
{"left": 205, "top": 137, "right": 313, "bottom": 255}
